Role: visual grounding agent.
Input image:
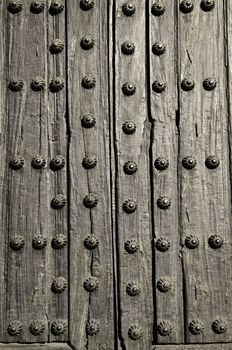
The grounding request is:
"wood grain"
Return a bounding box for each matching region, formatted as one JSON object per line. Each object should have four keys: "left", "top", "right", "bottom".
{"left": 153, "top": 345, "right": 232, "bottom": 350}
{"left": 0, "top": 344, "right": 71, "bottom": 350}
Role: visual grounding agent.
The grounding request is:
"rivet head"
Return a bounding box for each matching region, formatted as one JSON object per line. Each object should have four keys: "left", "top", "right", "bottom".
{"left": 80, "top": 0, "right": 94, "bottom": 11}
{"left": 82, "top": 75, "right": 96, "bottom": 89}
{"left": 126, "top": 282, "right": 141, "bottom": 296}
{"left": 52, "top": 234, "right": 67, "bottom": 249}
{"left": 123, "top": 199, "right": 137, "bottom": 213}
{"left": 49, "top": 77, "right": 64, "bottom": 92}
{"left": 121, "top": 41, "right": 135, "bottom": 55}
{"left": 181, "top": 78, "right": 195, "bottom": 91}
{"left": 8, "top": 78, "right": 24, "bottom": 91}
{"left": 128, "top": 325, "right": 143, "bottom": 340}
{"left": 83, "top": 193, "right": 98, "bottom": 208}
{"left": 203, "top": 77, "right": 217, "bottom": 91}
{"left": 82, "top": 154, "right": 97, "bottom": 169}
{"left": 30, "top": 320, "right": 45, "bottom": 335}
{"left": 10, "top": 235, "right": 25, "bottom": 250}
{"left": 156, "top": 237, "right": 171, "bottom": 252}
{"left": 49, "top": 0, "right": 64, "bottom": 15}
{"left": 152, "top": 80, "right": 166, "bottom": 93}
{"left": 51, "top": 194, "right": 66, "bottom": 209}
{"left": 50, "top": 39, "right": 65, "bottom": 54}
{"left": 83, "top": 276, "right": 99, "bottom": 292}
{"left": 8, "top": 0, "right": 23, "bottom": 13}
{"left": 9, "top": 156, "right": 25, "bottom": 170}
{"left": 158, "top": 320, "right": 173, "bottom": 336}
{"left": 208, "top": 234, "right": 223, "bottom": 249}
{"left": 122, "top": 82, "right": 136, "bottom": 96}
{"left": 185, "top": 235, "right": 199, "bottom": 249}
{"left": 157, "top": 278, "right": 172, "bottom": 293}
{"left": 7, "top": 321, "right": 23, "bottom": 336}
{"left": 30, "top": 0, "right": 45, "bottom": 14}
{"left": 50, "top": 155, "right": 65, "bottom": 171}
{"left": 84, "top": 234, "right": 99, "bottom": 250}
{"left": 212, "top": 319, "right": 227, "bottom": 334}
{"left": 80, "top": 35, "right": 94, "bottom": 50}
{"left": 155, "top": 157, "right": 169, "bottom": 171}
{"left": 86, "top": 319, "right": 100, "bottom": 336}
{"left": 189, "top": 320, "right": 204, "bottom": 335}
{"left": 179, "top": 0, "right": 194, "bottom": 13}
{"left": 122, "top": 2, "right": 136, "bottom": 16}
{"left": 81, "top": 113, "right": 96, "bottom": 128}
{"left": 51, "top": 320, "right": 67, "bottom": 335}
{"left": 122, "top": 121, "right": 136, "bottom": 134}
{"left": 157, "top": 196, "right": 171, "bottom": 209}
{"left": 205, "top": 155, "right": 220, "bottom": 169}
{"left": 32, "top": 235, "right": 47, "bottom": 250}
{"left": 51, "top": 277, "right": 67, "bottom": 294}
{"left": 152, "top": 42, "right": 166, "bottom": 56}
{"left": 182, "top": 156, "right": 197, "bottom": 169}
{"left": 201, "top": 0, "right": 215, "bottom": 11}
{"left": 125, "top": 238, "right": 139, "bottom": 253}
{"left": 151, "top": 2, "right": 166, "bottom": 16}
{"left": 31, "top": 77, "right": 46, "bottom": 91}
{"left": 31, "top": 155, "right": 46, "bottom": 169}
{"left": 123, "top": 161, "right": 138, "bottom": 175}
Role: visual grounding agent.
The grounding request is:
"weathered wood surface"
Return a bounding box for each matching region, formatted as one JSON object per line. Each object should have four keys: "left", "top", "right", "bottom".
{"left": 153, "top": 345, "right": 232, "bottom": 350}
{"left": 0, "top": 344, "right": 71, "bottom": 350}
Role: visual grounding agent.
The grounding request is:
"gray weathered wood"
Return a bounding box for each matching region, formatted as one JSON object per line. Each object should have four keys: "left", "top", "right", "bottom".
{"left": 152, "top": 345, "right": 232, "bottom": 350}
{"left": 0, "top": 344, "right": 71, "bottom": 350}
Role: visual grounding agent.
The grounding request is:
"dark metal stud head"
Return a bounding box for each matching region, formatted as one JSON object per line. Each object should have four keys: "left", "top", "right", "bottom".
{"left": 50, "top": 155, "right": 65, "bottom": 171}
{"left": 51, "top": 194, "right": 66, "bottom": 209}
{"left": 122, "top": 121, "right": 136, "bottom": 134}
{"left": 49, "top": 0, "right": 64, "bottom": 15}
{"left": 49, "top": 77, "right": 64, "bottom": 93}
{"left": 123, "top": 199, "right": 137, "bottom": 213}
{"left": 152, "top": 42, "right": 166, "bottom": 56}
{"left": 32, "top": 235, "right": 47, "bottom": 250}
{"left": 8, "top": 320, "right": 23, "bottom": 336}
{"left": 10, "top": 235, "right": 25, "bottom": 250}
{"left": 125, "top": 238, "right": 139, "bottom": 254}
{"left": 181, "top": 78, "right": 195, "bottom": 91}
{"left": 50, "top": 39, "right": 64, "bottom": 54}
{"left": 30, "top": 0, "right": 45, "bottom": 13}
{"left": 201, "top": 0, "right": 215, "bottom": 11}
{"left": 121, "top": 41, "right": 135, "bottom": 55}
{"left": 156, "top": 237, "right": 171, "bottom": 252}
{"left": 82, "top": 154, "right": 97, "bottom": 169}
{"left": 154, "top": 157, "right": 169, "bottom": 171}
{"left": 157, "top": 196, "right": 171, "bottom": 209}
{"left": 84, "top": 234, "right": 99, "bottom": 250}
{"left": 51, "top": 319, "right": 67, "bottom": 335}
{"left": 122, "top": 2, "right": 136, "bottom": 16}
{"left": 8, "top": 0, "right": 22, "bottom": 13}
{"left": 80, "top": 0, "right": 94, "bottom": 11}
{"left": 83, "top": 193, "right": 98, "bottom": 208}
{"left": 157, "top": 278, "right": 172, "bottom": 293}
{"left": 151, "top": 2, "right": 165, "bottom": 16}
{"left": 122, "top": 82, "right": 136, "bottom": 96}
{"left": 189, "top": 320, "right": 204, "bottom": 335}
{"left": 212, "top": 319, "right": 227, "bottom": 334}
{"left": 86, "top": 319, "right": 100, "bottom": 336}
{"left": 126, "top": 282, "right": 141, "bottom": 296}
{"left": 51, "top": 277, "right": 67, "bottom": 294}
{"left": 205, "top": 155, "right": 220, "bottom": 169}
{"left": 83, "top": 276, "right": 99, "bottom": 292}
{"left": 81, "top": 114, "right": 96, "bottom": 128}
{"left": 8, "top": 78, "right": 24, "bottom": 91}
{"left": 52, "top": 234, "right": 67, "bottom": 249}
{"left": 208, "top": 234, "right": 223, "bottom": 249}
{"left": 185, "top": 235, "right": 199, "bottom": 249}
{"left": 31, "top": 77, "right": 45, "bottom": 91}
{"left": 158, "top": 320, "right": 173, "bottom": 336}
{"left": 82, "top": 75, "right": 96, "bottom": 89}
{"left": 128, "top": 325, "right": 143, "bottom": 340}
{"left": 9, "top": 156, "right": 25, "bottom": 170}
{"left": 179, "top": 0, "right": 194, "bottom": 13}
{"left": 152, "top": 80, "right": 166, "bottom": 93}
{"left": 80, "top": 35, "right": 94, "bottom": 50}
{"left": 182, "top": 156, "right": 197, "bottom": 169}
{"left": 123, "top": 161, "right": 138, "bottom": 175}
{"left": 30, "top": 320, "right": 45, "bottom": 335}
{"left": 203, "top": 77, "right": 217, "bottom": 91}
{"left": 31, "top": 155, "right": 46, "bottom": 169}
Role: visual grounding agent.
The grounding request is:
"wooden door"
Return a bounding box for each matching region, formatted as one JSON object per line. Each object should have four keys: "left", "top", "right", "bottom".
{"left": 1, "top": 0, "right": 232, "bottom": 349}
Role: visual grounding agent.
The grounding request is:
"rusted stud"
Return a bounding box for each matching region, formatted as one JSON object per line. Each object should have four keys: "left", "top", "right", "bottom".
{"left": 157, "top": 278, "right": 172, "bottom": 293}
{"left": 122, "top": 121, "right": 136, "bottom": 134}
{"left": 30, "top": 0, "right": 45, "bottom": 14}
{"left": 123, "top": 161, "right": 137, "bottom": 175}
{"left": 189, "top": 320, "right": 204, "bottom": 335}
{"left": 81, "top": 114, "right": 96, "bottom": 128}
{"left": 82, "top": 75, "right": 96, "bottom": 89}
{"left": 151, "top": 2, "right": 165, "bottom": 16}
{"left": 83, "top": 194, "right": 98, "bottom": 208}
{"left": 203, "top": 77, "right": 217, "bottom": 91}
{"left": 30, "top": 320, "right": 45, "bottom": 335}
{"left": 50, "top": 39, "right": 64, "bottom": 54}
{"left": 156, "top": 237, "right": 171, "bottom": 252}
{"left": 208, "top": 234, "right": 223, "bottom": 249}
{"left": 158, "top": 321, "right": 173, "bottom": 336}
{"left": 51, "top": 320, "right": 67, "bottom": 335}
{"left": 9, "top": 156, "right": 25, "bottom": 170}
{"left": 157, "top": 196, "right": 171, "bottom": 209}
{"left": 152, "top": 80, "right": 166, "bottom": 93}
{"left": 128, "top": 325, "right": 143, "bottom": 340}
{"left": 155, "top": 157, "right": 169, "bottom": 171}
{"left": 83, "top": 276, "right": 99, "bottom": 292}
{"left": 10, "top": 235, "right": 25, "bottom": 250}
{"left": 49, "top": 0, "right": 64, "bottom": 15}
{"left": 49, "top": 77, "right": 64, "bottom": 92}
{"left": 82, "top": 154, "right": 97, "bottom": 169}
{"left": 179, "top": 0, "right": 194, "bottom": 13}
{"left": 51, "top": 277, "right": 67, "bottom": 294}
{"left": 122, "top": 2, "right": 136, "bottom": 16}
{"left": 201, "top": 0, "right": 215, "bottom": 12}
{"left": 212, "top": 319, "right": 227, "bottom": 334}
{"left": 185, "top": 235, "right": 199, "bottom": 249}
{"left": 86, "top": 319, "right": 100, "bottom": 336}
{"left": 205, "top": 155, "right": 220, "bottom": 169}
{"left": 181, "top": 78, "right": 195, "bottom": 91}
{"left": 52, "top": 234, "right": 67, "bottom": 249}
{"left": 121, "top": 41, "right": 135, "bottom": 55}
{"left": 50, "top": 155, "right": 65, "bottom": 171}
{"left": 32, "top": 235, "right": 47, "bottom": 250}
{"left": 152, "top": 42, "right": 166, "bottom": 56}
{"left": 122, "top": 82, "right": 136, "bottom": 96}
{"left": 51, "top": 195, "right": 66, "bottom": 209}
{"left": 80, "top": 35, "right": 94, "bottom": 50}
{"left": 126, "top": 282, "right": 141, "bottom": 296}
{"left": 31, "top": 155, "right": 46, "bottom": 169}
{"left": 8, "top": 78, "right": 24, "bottom": 91}
{"left": 124, "top": 238, "right": 139, "bottom": 253}
{"left": 123, "top": 199, "right": 137, "bottom": 213}
{"left": 84, "top": 234, "right": 99, "bottom": 250}
{"left": 7, "top": 321, "right": 23, "bottom": 336}
{"left": 8, "top": 0, "right": 22, "bottom": 14}
{"left": 80, "top": 0, "right": 94, "bottom": 11}
{"left": 182, "top": 156, "right": 197, "bottom": 169}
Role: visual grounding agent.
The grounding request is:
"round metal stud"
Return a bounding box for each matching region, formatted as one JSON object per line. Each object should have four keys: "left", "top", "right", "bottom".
{"left": 51, "top": 277, "right": 67, "bottom": 294}
{"left": 123, "top": 199, "right": 137, "bottom": 213}
{"left": 81, "top": 114, "right": 96, "bottom": 128}
{"left": 82, "top": 75, "right": 96, "bottom": 89}
{"left": 158, "top": 320, "right": 173, "bottom": 336}
{"left": 154, "top": 157, "right": 169, "bottom": 171}
{"left": 179, "top": 0, "right": 194, "bottom": 13}
{"left": 182, "top": 156, "right": 197, "bottom": 169}
{"left": 205, "top": 155, "right": 220, "bottom": 169}
{"left": 157, "top": 196, "right": 171, "bottom": 209}
{"left": 157, "top": 278, "right": 172, "bottom": 293}
{"left": 32, "top": 235, "right": 47, "bottom": 250}
{"left": 10, "top": 235, "right": 25, "bottom": 250}
{"left": 84, "top": 234, "right": 99, "bottom": 250}
{"left": 122, "top": 2, "right": 136, "bottom": 16}
{"left": 122, "top": 121, "right": 136, "bottom": 134}
{"left": 181, "top": 78, "right": 195, "bottom": 91}
{"left": 203, "top": 78, "right": 217, "bottom": 91}
{"left": 49, "top": 0, "right": 64, "bottom": 15}
{"left": 208, "top": 234, "right": 223, "bottom": 249}
{"left": 152, "top": 42, "right": 166, "bottom": 56}
{"left": 201, "top": 0, "right": 215, "bottom": 11}
{"left": 50, "top": 155, "right": 65, "bottom": 171}
{"left": 82, "top": 154, "right": 97, "bottom": 169}
{"left": 122, "top": 82, "right": 136, "bottom": 96}
{"left": 9, "top": 156, "right": 25, "bottom": 170}
{"left": 83, "top": 276, "right": 99, "bottom": 292}
{"left": 51, "top": 194, "right": 66, "bottom": 209}
{"left": 185, "top": 235, "right": 199, "bottom": 249}
{"left": 152, "top": 80, "right": 166, "bottom": 93}
{"left": 156, "top": 237, "right": 171, "bottom": 252}
{"left": 151, "top": 2, "right": 165, "bottom": 16}
{"left": 31, "top": 77, "right": 45, "bottom": 91}
{"left": 123, "top": 161, "right": 138, "bottom": 175}
{"left": 49, "top": 39, "right": 65, "bottom": 54}
{"left": 121, "top": 41, "right": 135, "bottom": 55}
{"left": 83, "top": 194, "right": 98, "bottom": 208}
{"left": 189, "top": 320, "right": 204, "bottom": 335}
{"left": 7, "top": 320, "right": 23, "bottom": 336}
{"left": 80, "top": 36, "right": 94, "bottom": 50}
{"left": 30, "top": 320, "right": 45, "bottom": 335}
{"left": 124, "top": 238, "right": 139, "bottom": 254}
{"left": 31, "top": 155, "right": 46, "bottom": 169}
{"left": 52, "top": 234, "right": 67, "bottom": 249}
{"left": 212, "top": 319, "right": 227, "bottom": 334}
{"left": 86, "top": 319, "right": 100, "bottom": 336}
{"left": 49, "top": 77, "right": 64, "bottom": 92}
{"left": 51, "top": 320, "right": 67, "bottom": 335}
{"left": 30, "top": 0, "right": 45, "bottom": 14}
{"left": 8, "top": 0, "right": 23, "bottom": 14}
{"left": 80, "top": 0, "right": 94, "bottom": 11}
{"left": 128, "top": 325, "right": 143, "bottom": 340}
{"left": 8, "top": 78, "right": 24, "bottom": 91}
{"left": 126, "top": 282, "right": 141, "bottom": 296}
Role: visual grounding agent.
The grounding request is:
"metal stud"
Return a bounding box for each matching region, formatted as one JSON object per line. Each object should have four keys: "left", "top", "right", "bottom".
{"left": 157, "top": 196, "right": 171, "bottom": 209}
{"left": 203, "top": 77, "right": 217, "bottom": 91}
{"left": 157, "top": 278, "right": 172, "bottom": 293}
{"left": 8, "top": 78, "right": 24, "bottom": 91}
{"left": 51, "top": 234, "right": 67, "bottom": 249}
{"left": 152, "top": 42, "right": 166, "bottom": 56}
{"left": 151, "top": 2, "right": 165, "bottom": 16}
{"left": 49, "top": 77, "right": 64, "bottom": 92}
{"left": 49, "top": 0, "right": 64, "bottom": 15}
{"left": 152, "top": 80, "right": 166, "bottom": 93}
{"left": 123, "top": 199, "right": 137, "bottom": 213}
{"left": 122, "top": 82, "right": 136, "bottom": 96}
{"left": 122, "top": 121, "right": 136, "bottom": 134}
{"left": 128, "top": 325, "right": 143, "bottom": 340}
{"left": 31, "top": 77, "right": 45, "bottom": 91}
{"left": 201, "top": 0, "right": 215, "bottom": 12}
{"left": 9, "top": 156, "right": 25, "bottom": 170}
{"left": 7, "top": 320, "right": 23, "bottom": 336}
{"left": 154, "top": 157, "right": 169, "bottom": 171}
{"left": 182, "top": 156, "right": 197, "bottom": 169}
{"left": 82, "top": 154, "right": 97, "bottom": 169}
{"left": 181, "top": 78, "right": 195, "bottom": 91}
{"left": 31, "top": 155, "right": 46, "bottom": 169}
{"left": 32, "top": 235, "right": 47, "bottom": 250}
{"left": 83, "top": 193, "right": 98, "bottom": 208}
{"left": 179, "top": 0, "right": 194, "bottom": 13}
{"left": 158, "top": 320, "right": 173, "bottom": 336}
{"left": 82, "top": 75, "right": 96, "bottom": 89}
{"left": 86, "top": 319, "right": 100, "bottom": 336}
{"left": 8, "top": 0, "right": 22, "bottom": 14}
{"left": 124, "top": 238, "right": 139, "bottom": 253}
{"left": 80, "top": 0, "right": 94, "bottom": 11}
{"left": 205, "top": 155, "right": 220, "bottom": 169}
{"left": 51, "top": 194, "right": 66, "bottom": 209}
{"left": 156, "top": 237, "right": 171, "bottom": 252}
{"left": 185, "top": 235, "right": 199, "bottom": 249}
{"left": 84, "top": 234, "right": 99, "bottom": 250}
{"left": 208, "top": 234, "right": 223, "bottom": 249}
{"left": 123, "top": 161, "right": 138, "bottom": 175}
{"left": 30, "top": 0, "right": 45, "bottom": 14}
{"left": 80, "top": 35, "right": 94, "bottom": 50}
{"left": 126, "top": 282, "right": 141, "bottom": 296}
{"left": 83, "top": 276, "right": 99, "bottom": 292}
{"left": 212, "top": 319, "right": 227, "bottom": 334}
{"left": 51, "top": 277, "right": 67, "bottom": 294}
{"left": 189, "top": 320, "right": 204, "bottom": 335}
{"left": 121, "top": 41, "right": 135, "bottom": 55}
{"left": 81, "top": 114, "right": 96, "bottom": 128}
{"left": 122, "top": 2, "right": 136, "bottom": 16}
{"left": 50, "top": 155, "right": 65, "bottom": 171}
{"left": 10, "top": 235, "right": 25, "bottom": 250}
{"left": 51, "top": 320, "right": 67, "bottom": 335}
{"left": 49, "top": 39, "right": 64, "bottom": 54}
{"left": 29, "top": 320, "right": 45, "bottom": 335}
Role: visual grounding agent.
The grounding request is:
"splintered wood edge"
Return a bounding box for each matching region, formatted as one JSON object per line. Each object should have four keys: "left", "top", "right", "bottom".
{"left": 0, "top": 344, "right": 72, "bottom": 350}
{"left": 152, "top": 344, "right": 232, "bottom": 350}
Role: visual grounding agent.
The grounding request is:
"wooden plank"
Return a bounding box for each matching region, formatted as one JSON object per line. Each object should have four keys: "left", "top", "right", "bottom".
{"left": 114, "top": 1, "right": 153, "bottom": 348}
{"left": 0, "top": 344, "right": 71, "bottom": 350}
{"left": 67, "top": 0, "right": 115, "bottom": 349}
{"left": 149, "top": 0, "right": 184, "bottom": 344}
{"left": 153, "top": 344, "right": 232, "bottom": 350}
{"left": 178, "top": 0, "right": 232, "bottom": 343}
